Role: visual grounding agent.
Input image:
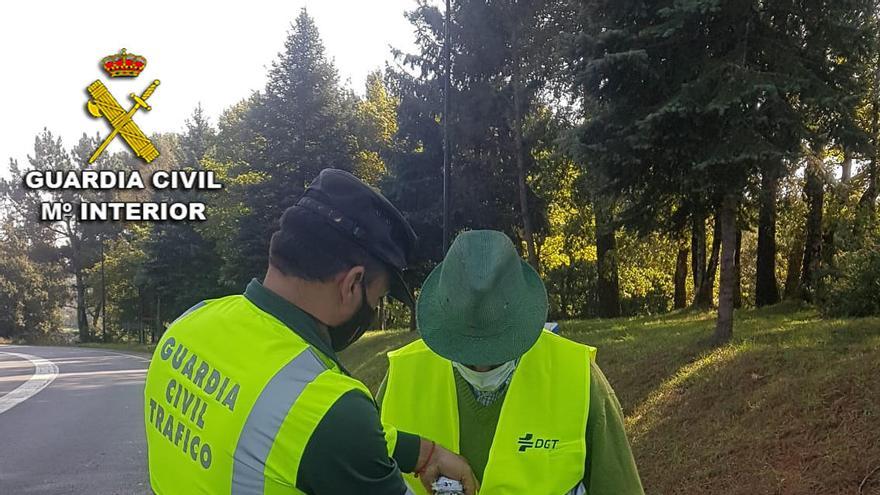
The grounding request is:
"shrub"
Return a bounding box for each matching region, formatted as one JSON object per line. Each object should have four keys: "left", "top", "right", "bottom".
{"left": 821, "top": 244, "right": 880, "bottom": 317}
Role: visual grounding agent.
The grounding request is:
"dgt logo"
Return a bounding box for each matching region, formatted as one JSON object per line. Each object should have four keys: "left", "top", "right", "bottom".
{"left": 517, "top": 433, "right": 559, "bottom": 452}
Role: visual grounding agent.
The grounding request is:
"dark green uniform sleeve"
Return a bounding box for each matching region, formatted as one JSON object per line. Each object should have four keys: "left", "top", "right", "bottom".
{"left": 297, "top": 389, "right": 417, "bottom": 494}
{"left": 584, "top": 361, "right": 645, "bottom": 495}
{"left": 393, "top": 431, "right": 421, "bottom": 473}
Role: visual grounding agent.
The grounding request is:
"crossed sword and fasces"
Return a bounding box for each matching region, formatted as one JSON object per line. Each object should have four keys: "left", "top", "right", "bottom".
{"left": 86, "top": 79, "right": 160, "bottom": 163}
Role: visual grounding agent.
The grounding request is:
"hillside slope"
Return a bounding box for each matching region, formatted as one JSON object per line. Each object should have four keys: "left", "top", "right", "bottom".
{"left": 339, "top": 303, "right": 880, "bottom": 494}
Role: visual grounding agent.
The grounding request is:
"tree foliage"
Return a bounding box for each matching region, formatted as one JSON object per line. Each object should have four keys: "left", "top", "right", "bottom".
{"left": 0, "top": 221, "right": 67, "bottom": 340}
{"left": 3, "top": 4, "right": 880, "bottom": 345}
{"left": 568, "top": 0, "right": 879, "bottom": 336}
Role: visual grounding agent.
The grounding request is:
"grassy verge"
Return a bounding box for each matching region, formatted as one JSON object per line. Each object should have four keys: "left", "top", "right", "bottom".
{"left": 339, "top": 302, "right": 880, "bottom": 494}
{"left": 0, "top": 337, "right": 156, "bottom": 355}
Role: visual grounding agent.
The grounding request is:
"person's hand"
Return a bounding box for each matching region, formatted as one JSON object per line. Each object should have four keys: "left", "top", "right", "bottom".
{"left": 414, "top": 439, "right": 479, "bottom": 495}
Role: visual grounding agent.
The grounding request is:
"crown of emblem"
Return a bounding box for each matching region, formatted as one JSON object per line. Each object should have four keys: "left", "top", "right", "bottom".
{"left": 101, "top": 48, "right": 146, "bottom": 77}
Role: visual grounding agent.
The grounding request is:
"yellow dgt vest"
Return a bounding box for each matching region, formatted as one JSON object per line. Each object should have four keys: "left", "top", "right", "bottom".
{"left": 144, "top": 295, "right": 395, "bottom": 494}
{"left": 382, "top": 330, "right": 595, "bottom": 495}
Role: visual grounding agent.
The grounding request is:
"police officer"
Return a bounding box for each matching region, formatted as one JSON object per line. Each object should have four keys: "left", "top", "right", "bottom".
{"left": 145, "top": 169, "right": 477, "bottom": 494}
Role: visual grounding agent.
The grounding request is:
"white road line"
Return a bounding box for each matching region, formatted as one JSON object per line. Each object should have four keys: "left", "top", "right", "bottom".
{"left": 82, "top": 349, "right": 153, "bottom": 363}
{"left": 57, "top": 369, "right": 147, "bottom": 378}
{"left": 0, "top": 345, "right": 153, "bottom": 363}
{"left": 0, "top": 352, "right": 60, "bottom": 415}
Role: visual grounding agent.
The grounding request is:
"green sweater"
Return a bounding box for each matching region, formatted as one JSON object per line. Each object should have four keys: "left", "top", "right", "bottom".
{"left": 377, "top": 360, "right": 644, "bottom": 495}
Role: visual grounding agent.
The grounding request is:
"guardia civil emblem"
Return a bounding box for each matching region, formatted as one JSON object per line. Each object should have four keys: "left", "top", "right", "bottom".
{"left": 85, "top": 48, "right": 160, "bottom": 164}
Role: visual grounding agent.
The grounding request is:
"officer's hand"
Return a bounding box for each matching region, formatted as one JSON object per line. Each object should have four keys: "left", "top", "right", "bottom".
{"left": 416, "top": 441, "right": 479, "bottom": 495}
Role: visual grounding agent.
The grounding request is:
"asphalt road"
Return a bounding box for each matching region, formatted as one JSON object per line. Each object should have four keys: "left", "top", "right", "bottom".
{"left": 0, "top": 345, "right": 151, "bottom": 494}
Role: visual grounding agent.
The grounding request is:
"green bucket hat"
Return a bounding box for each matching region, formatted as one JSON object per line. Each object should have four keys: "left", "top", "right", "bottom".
{"left": 417, "top": 230, "right": 548, "bottom": 365}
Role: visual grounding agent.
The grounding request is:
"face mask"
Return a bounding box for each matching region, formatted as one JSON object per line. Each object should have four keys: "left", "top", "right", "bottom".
{"left": 452, "top": 359, "right": 517, "bottom": 392}
{"left": 329, "top": 282, "right": 377, "bottom": 352}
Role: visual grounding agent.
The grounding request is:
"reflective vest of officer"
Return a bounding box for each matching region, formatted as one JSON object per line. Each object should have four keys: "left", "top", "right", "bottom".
{"left": 381, "top": 330, "right": 596, "bottom": 495}
{"left": 144, "top": 294, "right": 391, "bottom": 494}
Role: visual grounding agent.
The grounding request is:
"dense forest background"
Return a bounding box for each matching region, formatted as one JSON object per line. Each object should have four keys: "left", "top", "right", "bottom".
{"left": 2, "top": 1, "right": 878, "bottom": 345}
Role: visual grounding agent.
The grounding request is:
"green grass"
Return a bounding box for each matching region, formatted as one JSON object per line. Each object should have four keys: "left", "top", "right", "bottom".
{"left": 0, "top": 335, "right": 157, "bottom": 355}
{"left": 339, "top": 302, "right": 880, "bottom": 495}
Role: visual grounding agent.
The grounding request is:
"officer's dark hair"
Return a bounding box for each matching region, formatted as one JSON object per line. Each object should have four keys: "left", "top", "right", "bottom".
{"left": 269, "top": 206, "right": 385, "bottom": 284}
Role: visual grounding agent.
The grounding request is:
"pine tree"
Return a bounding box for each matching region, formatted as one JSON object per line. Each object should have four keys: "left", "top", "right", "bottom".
{"left": 139, "top": 107, "right": 225, "bottom": 328}
{"left": 570, "top": 0, "right": 875, "bottom": 341}
{"left": 180, "top": 103, "right": 216, "bottom": 169}
{"left": 387, "top": 0, "right": 575, "bottom": 273}
{"left": 383, "top": 65, "right": 446, "bottom": 279}
{"left": 235, "top": 9, "right": 358, "bottom": 282}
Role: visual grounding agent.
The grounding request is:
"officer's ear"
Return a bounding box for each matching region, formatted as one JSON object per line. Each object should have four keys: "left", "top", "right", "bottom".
{"left": 338, "top": 265, "right": 365, "bottom": 305}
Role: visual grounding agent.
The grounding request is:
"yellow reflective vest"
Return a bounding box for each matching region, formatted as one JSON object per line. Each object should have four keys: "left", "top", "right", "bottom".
{"left": 381, "top": 330, "right": 596, "bottom": 495}
{"left": 144, "top": 294, "right": 391, "bottom": 494}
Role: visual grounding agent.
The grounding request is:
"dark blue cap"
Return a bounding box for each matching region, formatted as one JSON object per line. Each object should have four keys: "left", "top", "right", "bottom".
{"left": 293, "top": 169, "right": 418, "bottom": 308}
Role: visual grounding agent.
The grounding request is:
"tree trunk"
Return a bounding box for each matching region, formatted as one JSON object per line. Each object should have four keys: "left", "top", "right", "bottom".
{"left": 858, "top": 154, "right": 878, "bottom": 229}
{"left": 841, "top": 157, "right": 853, "bottom": 183}
{"left": 561, "top": 244, "right": 574, "bottom": 318}
{"left": 821, "top": 223, "right": 837, "bottom": 273}
{"left": 154, "top": 294, "right": 161, "bottom": 343}
{"left": 755, "top": 167, "right": 781, "bottom": 306}
{"left": 855, "top": 53, "right": 880, "bottom": 239}
{"left": 595, "top": 193, "right": 621, "bottom": 318}
{"left": 138, "top": 288, "right": 145, "bottom": 345}
{"left": 715, "top": 194, "right": 738, "bottom": 343}
{"left": 92, "top": 299, "right": 102, "bottom": 329}
{"left": 75, "top": 270, "right": 90, "bottom": 343}
{"left": 784, "top": 235, "right": 804, "bottom": 299}
{"left": 801, "top": 156, "right": 825, "bottom": 301}
{"left": 67, "top": 220, "right": 90, "bottom": 343}
{"left": 560, "top": 270, "right": 570, "bottom": 319}
{"left": 695, "top": 211, "right": 721, "bottom": 308}
{"left": 511, "top": 23, "right": 539, "bottom": 272}
{"left": 734, "top": 228, "right": 743, "bottom": 309}
{"left": 673, "top": 241, "right": 689, "bottom": 309}
{"left": 691, "top": 212, "right": 707, "bottom": 300}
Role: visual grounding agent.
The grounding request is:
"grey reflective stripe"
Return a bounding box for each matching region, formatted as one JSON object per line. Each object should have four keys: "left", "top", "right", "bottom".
{"left": 170, "top": 300, "right": 207, "bottom": 325}
{"left": 565, "top": 482, "right": 587, "bottom": 495}
{"left": 404, "top": 487, "right": 416, "bottom": 495}
{"left": 231, "top": 349, "right": 327, "bottom": 494}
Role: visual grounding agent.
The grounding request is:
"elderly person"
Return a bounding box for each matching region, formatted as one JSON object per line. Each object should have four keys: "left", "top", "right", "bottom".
{"left": 378, "top": 230, "right": 643, "bottom": 494}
